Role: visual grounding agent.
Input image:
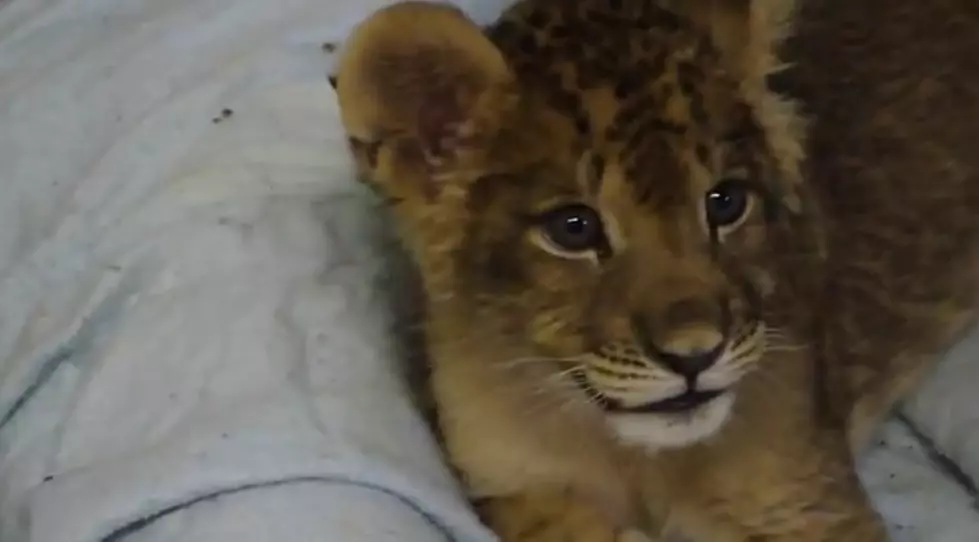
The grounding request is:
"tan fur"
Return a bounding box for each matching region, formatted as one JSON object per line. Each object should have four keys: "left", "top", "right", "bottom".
{"left": 333, "top": 0, "right": 979, "bottom": 540}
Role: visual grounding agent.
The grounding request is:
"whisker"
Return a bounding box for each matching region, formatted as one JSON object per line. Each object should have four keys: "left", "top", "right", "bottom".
{"left": 534, "top": 364, "right": 585, "bottom": 393}
{"left": 554, "top": 364, "right": 586, "bottom": 379}
{"left": 539, "top": 364, "right": 613, "bottom": 412}
{"left": 574, "top": 381, "right": 607, "bottom": 409}
{"left": 761, "top": 326, "right": 808, "bottom": 349}
{"left": 496, "top": 355, "right": 586, "bottom": 372}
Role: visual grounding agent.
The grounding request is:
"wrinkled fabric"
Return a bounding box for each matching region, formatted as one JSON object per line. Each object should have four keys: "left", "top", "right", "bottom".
{"left": 0, "top": 0, "right": 974, "bottom": 540}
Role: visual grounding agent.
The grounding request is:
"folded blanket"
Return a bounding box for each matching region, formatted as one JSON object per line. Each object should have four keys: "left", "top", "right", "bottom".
{"left": 0, "top": 0, "right": 975, "bottom": 541}
{"left": 0, "top": 0, "right": 507, "bottom": 540}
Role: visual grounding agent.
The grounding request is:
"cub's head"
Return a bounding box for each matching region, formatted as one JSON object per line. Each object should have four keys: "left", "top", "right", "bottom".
{"left": 334, "top": 0, "right": 815, "bottom": 449}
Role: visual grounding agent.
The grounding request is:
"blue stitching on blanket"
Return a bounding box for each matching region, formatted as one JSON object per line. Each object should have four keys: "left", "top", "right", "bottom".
{"left": 0, "top": 271, "right": 138, "bottom": 433}
{"left": 100, "top": 477, "right": 464, "bottom": 542}
{"left": 895, "top": 410, "right": 979, "bottom": 506}
{"left": 0, "top": 347, "right": 74, "bottom": 431}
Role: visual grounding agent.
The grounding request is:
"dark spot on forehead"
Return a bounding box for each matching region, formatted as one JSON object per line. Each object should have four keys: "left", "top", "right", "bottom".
{"left": 551, "top": 88, "right": 582, "bottom": 113}
{"left": 689, "top": 92, "right": 709, "bottom": 125}
{"left": 616, "top": 94, "right": 657, "bottom": 128}
{"left": 698, "top": 36, "right": 725, "bottom": 67}
{"left": 518, "top": 34, "right": 539, "bottom": 54}
{"left": 638, "top": 4, "right": 684, "bottom": 32}
{"left": 642, "top": 49, "right": 669, "bottom": 73}
{"left": 623, "top": 137, "right": 689, "bottom": 208}
{"left": 765, "top": 69, "right": 795, "bottom": 96}
{"left": 575, "top": 67, "right": 601, "bottom": 90}
{"left": 696, "top": 143, "right": 711, "bottom": 165}
{"left": 678, "top": 76, "right": 696, "bottom": 96}
{"left": 677, "top": 62, "right": 705, "bottom": 85}
{"left": 622, "top": 118, "right": 687, "bottom": 159}
{"left": 526, "top": 8, "right": 548, "bottom": 28}
{"left": 588, "top": 10, "right": 621, "bottom": 28}
{"left": 549, "top": 24, "right": 570, "bottom": 40}
{"left": 645, "top": 118, "right": 687, "bottom": 135}
{"left": 727, "top": 102, "right": 765, "bottom": 140}
{"left": 536, "top": 69, "right": 561, "bottom": 90}
{"left": 587, "top": 153, "right": 606, "bottom": 194}
{"left": 614, "top": 70, "right": 646, "bottom": 99}
{"left": 562, "top": 37, "right": 585, "bottom": 58}
{"left": 488, "top": 19, "right": 518, "bottom": 41}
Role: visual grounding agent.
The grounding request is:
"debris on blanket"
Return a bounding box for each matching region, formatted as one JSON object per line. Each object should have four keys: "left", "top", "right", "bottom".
{"left": 211, "top": 108, "right": 234, "bottom": 124}
{"left": 323, "top": 40, "right": 340, "bottom": 91}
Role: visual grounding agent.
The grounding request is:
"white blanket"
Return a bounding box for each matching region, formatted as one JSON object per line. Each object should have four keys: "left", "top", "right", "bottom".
{"left": 0, "top": 0, "right": 974, "bottom": 541}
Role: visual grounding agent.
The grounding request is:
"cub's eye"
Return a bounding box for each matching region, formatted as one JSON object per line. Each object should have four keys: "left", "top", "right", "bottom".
{"left": 705, "top": 180, "right": 751, "bottom": 229}
{"left": 540, "top": 203, "right": 606, "bottom": 253}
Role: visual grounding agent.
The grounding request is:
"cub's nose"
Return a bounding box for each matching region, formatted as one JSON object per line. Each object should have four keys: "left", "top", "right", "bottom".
{"left": 631, "top": 297, "right": 727, "bottom": 379}
{"left": 648, "top": 327, "right": 726, "bottom": 379}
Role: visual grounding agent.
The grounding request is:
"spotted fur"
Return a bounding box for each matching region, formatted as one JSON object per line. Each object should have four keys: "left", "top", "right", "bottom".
{"left": 333, "top": 0, "right": 979, "bottom": 540}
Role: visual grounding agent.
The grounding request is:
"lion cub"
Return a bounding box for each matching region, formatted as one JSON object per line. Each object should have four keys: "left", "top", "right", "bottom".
{"left": 333, "top": 0, "right": 979, "bottom": 540}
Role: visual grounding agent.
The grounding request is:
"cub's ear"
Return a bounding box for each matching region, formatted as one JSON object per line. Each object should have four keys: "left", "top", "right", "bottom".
{"left": 334, "top": 1, "right": 515, "bottom": 166}
{"left": 676, "top": 0, "right": 798, "bottom": 84}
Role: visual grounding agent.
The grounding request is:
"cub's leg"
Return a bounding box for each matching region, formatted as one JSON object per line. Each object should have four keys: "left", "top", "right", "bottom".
{"left": 669, "top": 487, "right": 888, "bottom": 542}
{"left": 729, "top": 498, "right": 888, "bottom": 542}
{"left": 476, "top": 491, "right": 655, "bottom": 542}
{"left": 739, "top": 464, "right": 888, "bottom": 542}
{"left": 647, "top": 385, "right": 893, "bottom": 542}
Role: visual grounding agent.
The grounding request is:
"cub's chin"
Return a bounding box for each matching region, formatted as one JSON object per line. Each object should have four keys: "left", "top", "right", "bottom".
{"left": 605, "top": 391, "right": 736, "bottom": 451}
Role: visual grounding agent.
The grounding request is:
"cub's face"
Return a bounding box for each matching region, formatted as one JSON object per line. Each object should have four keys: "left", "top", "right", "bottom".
{"left": 335, "top": 1, "right": 808, "bottom": 449}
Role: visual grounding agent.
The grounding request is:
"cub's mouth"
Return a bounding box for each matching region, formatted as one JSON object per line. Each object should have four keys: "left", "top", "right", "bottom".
{"left": 611, "top": 389, "right": 725, "bottom": 414}
{"left": 572, "top": 371, "right": 726, "bottom": 414}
